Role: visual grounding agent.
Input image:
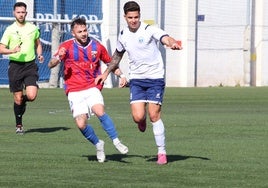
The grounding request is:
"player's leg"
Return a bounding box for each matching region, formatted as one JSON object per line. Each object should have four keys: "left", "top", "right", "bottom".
{"left": 20, "top": 85, "right": 38, "bottom": 116}
{"left": 13, "top": 91, "right": 25, "bottom": 134}
{"left": 129, "top": 79, "right": 147, "bottom": 132}
{"left": 130, "top": 102, "right": 147, "bottom": 132}
{"left": 23, "top": 62, "right": 40, "bottom": 103}
{"left": 89, "top": 88, "right": 128, "bottom": 154}
{"left": 18, "top": 62, "right": 40, "bottom": 128}
{"left": 75, "top": 114, "right": 99, "bottom": 145}
{"left": 96, "top": 107, "right": 129, "bottom": 154}
{"left": 147, "top": 78, "right": 167, "bottom": 164}
{"left": 24, "top": 85, "right": 38, "bottom": 101}
{"left": 148, "top": 103, "right": 167, "bottom": 164}
{"left": 8, "top": 62, "right": 25, "bottom": 134}
{"left": 92, "top": 104, "right": 118, "bottom": 139}
{"left": 75, "top": 114, "right": 105, "bottom": 163}
{"left": 68, "top": 90, "right": 105, "bottom": 162}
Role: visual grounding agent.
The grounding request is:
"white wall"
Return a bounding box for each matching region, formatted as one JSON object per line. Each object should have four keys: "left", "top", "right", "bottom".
{"left": 103, "top": 0, "right": 268, "bottom": 87}
{"left": 257, "top": 0, "right": 268, "bottom": 86}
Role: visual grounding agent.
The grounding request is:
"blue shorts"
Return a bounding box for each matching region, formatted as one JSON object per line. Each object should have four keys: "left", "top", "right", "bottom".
{"left": 129, "top": 78, "right": 165, "bottom": 105}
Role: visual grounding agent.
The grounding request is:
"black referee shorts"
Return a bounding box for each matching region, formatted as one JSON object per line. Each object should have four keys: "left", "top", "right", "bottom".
{"left": 8, "top": 60, "right": 39, "bottom": 92}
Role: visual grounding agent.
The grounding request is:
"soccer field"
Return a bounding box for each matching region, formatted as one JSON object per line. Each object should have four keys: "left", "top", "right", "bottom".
{"left": 0, "top": 87, "right": 267, "bottom": 187}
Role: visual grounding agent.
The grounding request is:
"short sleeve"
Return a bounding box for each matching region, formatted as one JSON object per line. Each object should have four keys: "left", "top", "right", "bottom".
{"left": 0, "top": 28, "right": 11, "bottom": 47}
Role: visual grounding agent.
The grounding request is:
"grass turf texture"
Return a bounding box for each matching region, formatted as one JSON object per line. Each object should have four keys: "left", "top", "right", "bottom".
{"left": 0, "top": 87, "right": 267, "bottom": 188}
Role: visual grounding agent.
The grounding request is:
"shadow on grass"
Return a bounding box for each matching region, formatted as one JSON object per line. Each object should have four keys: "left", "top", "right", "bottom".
{"left": 83, "top": 154, "right": 210, "bottom": 163}
{"left": 83, "top": 154, "right": 131, "bottom": 163}
{"left": 146, "top": 154, "right": 210, "bottom": 163}
{"left": 25, "top": 126, "right": 71, "bottom": 133}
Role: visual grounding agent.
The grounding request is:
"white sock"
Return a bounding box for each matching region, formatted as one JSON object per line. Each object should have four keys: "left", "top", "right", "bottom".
{"left": 113, "top": 138, "right": 120, "bottom": 145}
{"left": 152, "top": 119, "right": 166, "bottom": 154}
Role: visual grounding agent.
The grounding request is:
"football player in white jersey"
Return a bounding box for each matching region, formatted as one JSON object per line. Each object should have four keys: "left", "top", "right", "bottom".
{"left": 96, "top": 1, "right": 182, "bottom": 165}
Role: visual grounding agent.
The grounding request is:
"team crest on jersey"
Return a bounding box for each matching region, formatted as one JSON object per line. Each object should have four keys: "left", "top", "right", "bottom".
{"left": 138, "top": 37, "right": 144, "bottom": 43}
{"left": 91, "top": 51, "right": 97, "bottom": 58}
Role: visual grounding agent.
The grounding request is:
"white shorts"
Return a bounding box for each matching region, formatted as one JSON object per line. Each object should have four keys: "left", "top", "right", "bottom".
{"left": 67, "top": 87, "right": 104, "bottom": 118}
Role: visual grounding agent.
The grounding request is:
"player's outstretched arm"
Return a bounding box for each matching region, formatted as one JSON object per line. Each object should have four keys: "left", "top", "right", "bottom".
{"left": 161, "top": 36, "right": 182, "bottom": 50}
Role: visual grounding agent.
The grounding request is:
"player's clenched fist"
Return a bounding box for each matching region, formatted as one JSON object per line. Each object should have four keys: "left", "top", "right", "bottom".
{"left": 58, "top": 47, "right": 66, "bottom": 57}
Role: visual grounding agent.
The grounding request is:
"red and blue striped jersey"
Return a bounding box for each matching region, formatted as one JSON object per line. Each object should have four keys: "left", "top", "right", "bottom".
{"left": 54, "top": 38, "right": 111, "bottom": 94}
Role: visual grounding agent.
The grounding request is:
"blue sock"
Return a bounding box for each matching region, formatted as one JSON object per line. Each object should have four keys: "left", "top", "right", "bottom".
{"left": 99, "top": 113, "right": 118, "bottom": 140}
{"left": 80, "top": 125, "right": 99, "bottom": 145}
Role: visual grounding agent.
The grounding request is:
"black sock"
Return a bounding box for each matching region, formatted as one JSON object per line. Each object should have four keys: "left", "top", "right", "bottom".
{"left": 22, "top": 95, "right": 29, "bottom": 104}
{"left": 14, "top": 102, "right": 23, "bottom": 126}
{"left": 21, "top": 95, "right": 28, "bottom": 115}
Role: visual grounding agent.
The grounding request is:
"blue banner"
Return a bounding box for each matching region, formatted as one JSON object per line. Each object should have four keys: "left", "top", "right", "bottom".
{"left": 0, "top": 0, "right": 15, "bottom": 84}
{"left": 0, "top": 0, "right": 103, "bottom": 84}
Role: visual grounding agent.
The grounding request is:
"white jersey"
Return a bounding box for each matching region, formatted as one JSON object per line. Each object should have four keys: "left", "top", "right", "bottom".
{"left": 116, "top": 22, "right": 168, "bottom": 79}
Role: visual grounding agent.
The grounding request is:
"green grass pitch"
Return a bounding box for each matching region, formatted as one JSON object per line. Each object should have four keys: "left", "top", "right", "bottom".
{"left": 0, "top": 87, "right": 267, "bottom": 187}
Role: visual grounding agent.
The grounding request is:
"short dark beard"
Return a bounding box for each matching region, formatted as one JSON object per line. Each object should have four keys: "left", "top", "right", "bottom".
{"left": 77, "top": 37, "right": 90, "bottom": 46}
{"left": 16, "top": 18, "right": 26, "bottom": 25}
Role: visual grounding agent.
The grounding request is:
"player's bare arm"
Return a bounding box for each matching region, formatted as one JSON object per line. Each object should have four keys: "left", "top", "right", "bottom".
{"left": 107, "top": 50, "right": 125, "bottom": 73}
{"left": 48, "top": 58, "right": 60, "bottom": 68}
{"left": 95, "top": 50, "right": 125, "bottom": 85}
{"left": 0, "top": 43, "right": 21, "bottom": 54}
{"left": 35, "top": 39, "right": 44, "bottom": 63}
{"left": 161, "top": 36, "right": 182, "bottom": 50}
{"left": 48, "top": 47, "right": 66, "bottom": 68}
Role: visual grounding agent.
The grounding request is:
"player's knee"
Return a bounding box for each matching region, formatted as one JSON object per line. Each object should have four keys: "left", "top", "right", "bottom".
{"left": 75, "top": 114, "right": 87, "bottom": 129}
{"left": 149, "top": 114, "right": 161, "bottom": 123}
{"left": 132, "top": 114, "right": 145, "bottom": 123}
{"left": 27, "top": 95, "right": 37, "bottom": 101}
{"left": 14, "top": 97, "right": 23, "bottom": 105}
{"left": 28, "top": 96, "right": 36, "bottom": 101}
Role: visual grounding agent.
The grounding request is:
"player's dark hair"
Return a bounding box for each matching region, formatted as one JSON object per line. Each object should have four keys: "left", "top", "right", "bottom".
{"left": 71, "top": 17, "right": 87, "bottom": 30}
{"left": 14, "top": 2, "right": 27, "bottom": 10}
{"left": 123, "top": 1, "right": 140, "bottom": 14}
